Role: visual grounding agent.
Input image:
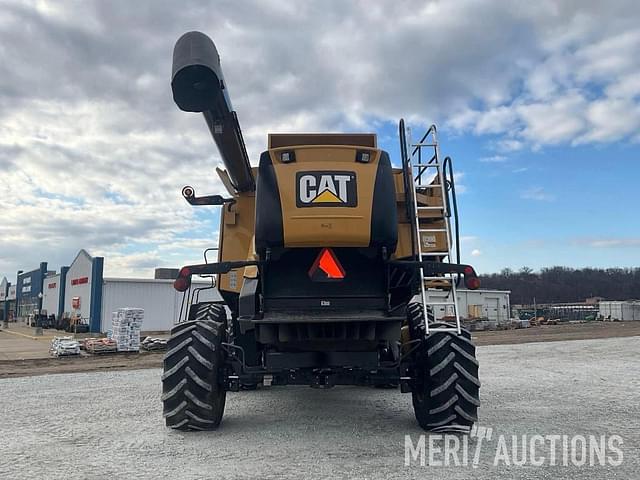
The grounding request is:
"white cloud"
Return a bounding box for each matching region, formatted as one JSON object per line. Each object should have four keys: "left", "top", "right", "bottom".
{"left": 1, "top": 1, "right": 640, "bottom": 278}
{"left": 479, "top": 155, "right": 507, "bottom": 163}
{"left": 471, "top": 249, "right": 482, "bottom": 257}
{"left": 495, "top": 139, "right": 524, "bottom": 152}
{"left": 574, "top": 238, "right": 640, "bottom": 248}
{"left": 452, "top": 171, "right": 467, "bottom": 194}
{"left": 447, "top": 13, "right": 640, "bottom": 148}
{"left": 520, "top": 187, "right": 556, "bottom": 201}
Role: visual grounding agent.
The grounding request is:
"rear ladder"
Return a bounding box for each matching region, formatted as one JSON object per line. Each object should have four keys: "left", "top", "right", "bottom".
{"left": 404, "top": 124, "right": 461, "bottom": 335}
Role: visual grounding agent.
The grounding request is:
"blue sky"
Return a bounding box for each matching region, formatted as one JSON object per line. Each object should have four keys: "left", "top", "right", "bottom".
{"left": 376, "top": 125, "right": 640, "bottom": 273}
{"left": 1, "top": 1, "right": 639, "bottom": 281}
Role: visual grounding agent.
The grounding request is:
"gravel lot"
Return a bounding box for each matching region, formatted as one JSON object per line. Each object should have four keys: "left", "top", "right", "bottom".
{"left": 1, "top": 336, "right": 638, "bottom": 479}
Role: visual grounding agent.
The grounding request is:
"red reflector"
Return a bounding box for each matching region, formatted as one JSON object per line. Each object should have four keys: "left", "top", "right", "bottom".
{"left": 309, "top": 248, "right": 345, "bottom": 282}
{"left": 179, "top": 267, "right": 191, "bottom": 277}
{"left": 464, "top": 266, "right": 474, "bottom": 275}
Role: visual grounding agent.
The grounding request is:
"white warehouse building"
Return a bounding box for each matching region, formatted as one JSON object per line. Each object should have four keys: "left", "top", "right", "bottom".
{"left": 423, "top": 288, "right": 511, "bottom": 322}
{"left": 599, "top": 301, "right": 640, "bottom": 321}
{"left": 56, "top": 250, "right": 219, "bottom": 333}
{"left": 100, "top": 277, "right": 219, "bottom": 332}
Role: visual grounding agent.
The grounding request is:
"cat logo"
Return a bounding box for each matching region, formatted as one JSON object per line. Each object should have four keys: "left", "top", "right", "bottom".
{"left": 296, "top": 171, "right": 357, "bottom": 207}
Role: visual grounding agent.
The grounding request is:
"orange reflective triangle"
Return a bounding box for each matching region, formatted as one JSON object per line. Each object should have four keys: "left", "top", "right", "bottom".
{"left": 309, "top": 248, "right": 345, "bottom": 281}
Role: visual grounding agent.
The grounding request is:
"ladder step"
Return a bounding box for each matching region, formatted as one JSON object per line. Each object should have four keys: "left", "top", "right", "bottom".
{"left": 426, "top": 302, "right": 457, "bottom": 306}
{"left": 423, "top": 276, "right": 453, "bottom": 280}
{"left": 420, "top": 252, "right": 450, "bottom": 256}
{"left": 416, "top": 206, "right": 444, "bottom": 210}
{"left": 412, "top": 163, "right": 440, "bottom": 167}
{"left": 411, "top": 143, "right": 437, "bottom": 147}
{"left": 427, "top": 327, "right": 460, "bottom": 333}
{"left": 415, "top": 184, "right": 441, "bottom": 188}
{"left": 419, "top": 228, "right": 447, "bottom": 232}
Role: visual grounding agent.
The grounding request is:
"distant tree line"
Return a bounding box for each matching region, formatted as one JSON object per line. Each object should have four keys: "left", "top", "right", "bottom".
{"left": 479, "top": 267, "right": 640, "bottom": 304}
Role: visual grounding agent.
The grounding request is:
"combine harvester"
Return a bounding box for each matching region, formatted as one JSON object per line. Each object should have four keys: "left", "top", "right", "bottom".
{"left": 163, "top": 31, "right": 481, "bottom": 431}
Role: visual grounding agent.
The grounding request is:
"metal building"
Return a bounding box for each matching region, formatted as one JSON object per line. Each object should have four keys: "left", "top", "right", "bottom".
{"left": 424, "top": 288, "right": 511, "bottom": 322}
{"left": 0, "top": 277, "right": 8, "bottom": 321}
{"left": 6, "top": 284, "right": 16, "bottom": 320}
{"left": 59, "top": 249, "right": 221, "bottom": 333}
{"left": 41, "top": 266, "right": 69, "bottom": 322}
{"left": 599, "top": 301, "right": 640, "bottom": 321}
{"left": 100, "top": 278, "right": 220, "bottom": 332}
{"left": 15, "top": 262, "right": 49, "bottom": 320}
{"left": 63, "top": 250, "right": 104, "bottom": 331}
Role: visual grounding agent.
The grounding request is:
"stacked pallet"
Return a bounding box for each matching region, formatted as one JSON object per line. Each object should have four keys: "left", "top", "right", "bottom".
{"left": 85, "top": 338, "right": 118, "bottom": 354}
{"left": 112, "top": 308, "right": 144, "bottom": 352}
{"left": 141, "top": 337, "right": 168, "bottom": 351}
{"left": 50, "top": 336, "right": 80, "bottom": 357}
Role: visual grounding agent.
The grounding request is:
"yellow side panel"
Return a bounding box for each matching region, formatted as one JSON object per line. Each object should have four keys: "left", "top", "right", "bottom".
{"left": 218, "top": 192, "right": 255, "bottom": 293}
{"left": 392, "top": 170, "right": 448, "bottom": 258}
{"left": 271, "top": 146, "right": 379, "bottom": 247}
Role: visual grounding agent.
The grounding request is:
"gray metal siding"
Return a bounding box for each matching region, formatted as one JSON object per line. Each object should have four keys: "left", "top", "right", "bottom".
{"left": 599, "top": 301, "right": 640, "bottom": 321}
{"left": 100, "top": 280, "right": 221, "bottom": 332}
{"left": 422, "top": 289, "right": 511, "bottom": 322}
{"left": 42, "top": 275, "right": 60, "bottom": 317}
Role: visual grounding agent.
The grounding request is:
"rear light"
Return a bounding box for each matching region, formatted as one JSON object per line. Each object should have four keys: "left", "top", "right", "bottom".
{"left": 464, "top": 266, "right": 474, "bottom": 275}
{"left": 465, "top": 276, "right": 481, "bottom": 290}
{"left": 174, "top": 276, "right": 191, "bottom": 292}
{"left": 280, "top": 151, "right": 296, "bottom": 163}
{"left": 174, "top": 267, "right": 192, "bottom": 292}
{"left": 355, "top": 150, "right": 371, "bottom": 163}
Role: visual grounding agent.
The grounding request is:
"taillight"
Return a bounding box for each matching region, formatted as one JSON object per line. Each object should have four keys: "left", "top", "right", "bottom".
{"left": 173, "top": 277, "right": 189, "bottom": 292}
{"left": 174, "top": 268, "right": 192, "bottom": 292}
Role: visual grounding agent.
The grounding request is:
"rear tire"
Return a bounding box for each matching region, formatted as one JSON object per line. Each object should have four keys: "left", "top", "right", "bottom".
{"left": 188, "top": 302, "right": 226, "bottom": 322}
{"left": 162, "top": 303, "right": 227, "bottom": 430}
{"left": 407, "top": 303, "right": 480, "bottom": 431}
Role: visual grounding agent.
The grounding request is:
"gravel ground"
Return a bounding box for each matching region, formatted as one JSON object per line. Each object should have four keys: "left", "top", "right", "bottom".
{"left": 0, "top": 337, "right": 638, "bottom": 479}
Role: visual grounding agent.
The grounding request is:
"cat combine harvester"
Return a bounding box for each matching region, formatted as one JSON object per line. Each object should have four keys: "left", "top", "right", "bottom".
{"left": 163, "top": 31, "right": 481, "bottom": 432}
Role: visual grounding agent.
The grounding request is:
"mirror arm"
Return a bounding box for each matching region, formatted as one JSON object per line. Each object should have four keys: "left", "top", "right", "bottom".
{"left": 181, "top": 185, "right": 234, "bottom": 206}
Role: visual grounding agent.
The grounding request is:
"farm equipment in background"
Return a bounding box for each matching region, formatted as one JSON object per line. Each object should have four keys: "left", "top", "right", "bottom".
{"left": 55, "top": 313, "right": 89, "bottom": 334}
{"left": 161, "top": 31, "right": 481, "bottom": 432}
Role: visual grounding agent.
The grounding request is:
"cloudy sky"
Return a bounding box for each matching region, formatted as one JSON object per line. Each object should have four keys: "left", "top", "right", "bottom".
{"left": 1, "top": 0, "right": 639, "bottom": 281}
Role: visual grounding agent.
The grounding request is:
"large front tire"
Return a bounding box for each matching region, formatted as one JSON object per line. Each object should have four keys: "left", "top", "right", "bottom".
{"left": 162, "top": 303, "right": 227, "bottom": 430}
{"left": 407, "top": 303, "right": 481, "bottom": 431}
